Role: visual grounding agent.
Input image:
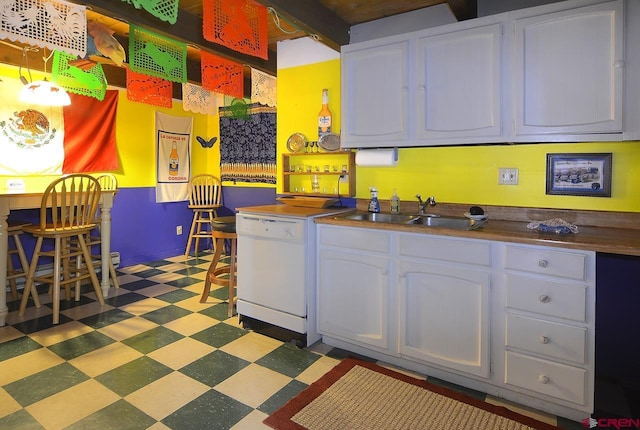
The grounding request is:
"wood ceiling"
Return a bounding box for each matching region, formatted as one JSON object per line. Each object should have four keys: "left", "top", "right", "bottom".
{"left": 0, "top": 0, "right": 476, "bottom": 96}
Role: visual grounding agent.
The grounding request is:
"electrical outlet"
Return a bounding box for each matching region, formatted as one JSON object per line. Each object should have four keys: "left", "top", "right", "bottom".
{"left": 176, "top": 225, "right": 183, "bottom": 235}
{"left": 498, "top": 168, "right": 519, "bottom": 185}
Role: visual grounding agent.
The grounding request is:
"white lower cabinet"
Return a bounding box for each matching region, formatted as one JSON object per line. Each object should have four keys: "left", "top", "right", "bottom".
{"left": 501, "top": 243, "right": 595, "bottom": 416}
{"left": 398, "top": 261, "right": 490, "bottom": 377}
{"left": 317, "top": 226, "right": 392, "bottom": 351}
{"left": 316, "top": 224, "right": 596, "bottom": 421}
{"left": 317, "top": 249, "right": 391, "bottom": 350}
{"left": 397, "top": 233, "right": 492, "bottom": 378}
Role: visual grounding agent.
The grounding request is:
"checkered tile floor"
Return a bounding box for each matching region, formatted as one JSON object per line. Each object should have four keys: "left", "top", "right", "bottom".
{"left": 0, "top": 252, "right": 585, "bottom": 429}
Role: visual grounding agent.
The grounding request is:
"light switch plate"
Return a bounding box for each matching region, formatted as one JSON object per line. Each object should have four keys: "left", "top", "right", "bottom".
{"left": 498, "top": 168, "right": 518, "bottom": 185}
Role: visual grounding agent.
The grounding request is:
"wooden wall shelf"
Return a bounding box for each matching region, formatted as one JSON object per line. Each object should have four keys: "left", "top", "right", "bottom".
{"left": 282, "top": 151, "right": 356, "bottom": 197}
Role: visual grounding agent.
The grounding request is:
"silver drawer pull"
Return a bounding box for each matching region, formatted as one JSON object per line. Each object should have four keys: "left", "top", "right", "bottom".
{"left": 538, "top": 259, "right": 548, "bottom": 268}
{"left": 538, "top": 375, "right": 550, "bottom": 384}
{"left": 538, "top": 335, "right": 549, "bottom": 344}
{"left": 538, "top": 294, "right": 551, "bottom": 303}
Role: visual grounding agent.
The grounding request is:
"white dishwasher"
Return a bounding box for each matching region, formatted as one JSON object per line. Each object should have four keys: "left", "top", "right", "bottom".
{"left": 236, "top": 212, "right": 320, "bottom": 346}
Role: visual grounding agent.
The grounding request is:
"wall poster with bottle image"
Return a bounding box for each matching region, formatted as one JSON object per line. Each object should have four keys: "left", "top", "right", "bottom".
{"left": 155, "top": 111, "right": 192, "bottom": 202}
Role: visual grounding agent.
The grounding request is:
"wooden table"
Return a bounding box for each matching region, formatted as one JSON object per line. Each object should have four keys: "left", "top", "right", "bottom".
{"left": 0, "top": 190, "right": 116, "bottom": 326}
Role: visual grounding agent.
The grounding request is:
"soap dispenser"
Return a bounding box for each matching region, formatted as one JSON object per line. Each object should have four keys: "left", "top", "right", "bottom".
{"left": 390, "top": 189, "right": 400, "bottom": 214}
{"left": 368, "top": 187, "right": 381, "bottom": 213}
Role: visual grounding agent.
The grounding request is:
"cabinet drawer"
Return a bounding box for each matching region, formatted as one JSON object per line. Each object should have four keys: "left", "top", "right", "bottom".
{"left": 505, "top": 274, "right": 586, "bottom": 322}
{"left": 399, "top": 234, "right": 491, "bottom": 266}
{"left": 319, "top": 226, "right": 391, "bottom": 253}
{"left": 506, "top": 314, "right": 586, "bottom": 364}
{"left": 504, "top": 245, "right": 586, "bottom": 280}
{"left": 505, "top": 351, "right": 586, "bottom": 405}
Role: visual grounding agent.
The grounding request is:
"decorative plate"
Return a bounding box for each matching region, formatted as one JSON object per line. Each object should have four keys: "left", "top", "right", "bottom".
{"left": 287, "top": 133, "right": 307, "bottom": 153}
{"left": 318, "top": 133, "right": 340, "bottom": 151}
{"left": 464, "top": 213, "right": 488, "bottom": 221}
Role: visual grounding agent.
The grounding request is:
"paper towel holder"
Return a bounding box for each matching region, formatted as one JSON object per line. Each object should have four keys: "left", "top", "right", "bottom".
{"left": 355, "top": 147, "right": 399, "bottom": 167}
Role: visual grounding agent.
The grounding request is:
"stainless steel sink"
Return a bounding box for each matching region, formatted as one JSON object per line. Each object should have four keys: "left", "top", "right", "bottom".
{"left": 410, "top": 215, "right": 486, "bottom": 230}
{"left": 345, "top": 213, "right": 420, "bottom": 224}
{"left": 343, "top": 212, "right": 486, "bottom": 230}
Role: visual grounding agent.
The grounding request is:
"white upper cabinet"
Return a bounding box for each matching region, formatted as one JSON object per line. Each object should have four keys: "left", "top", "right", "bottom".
{"left": 416, "top": 23, "right": 503, "bottom": 142}
{"left": 340, "top": 0, "right": 628, "bottom": 148}
{"left": 341, "top": 38, "right": 411, "bottom": 147}
{"left": 513, "top": 1, "right": 624, "bottom": 139}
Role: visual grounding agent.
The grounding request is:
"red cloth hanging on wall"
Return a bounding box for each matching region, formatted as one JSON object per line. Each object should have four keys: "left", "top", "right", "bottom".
{"left": 203, "top": 0, "right": 268, "bottom": 60}
{"left": 62, "top": 90, "right": 119, "bottom": 173}
{"left": 201, "top": 50, "right": 244, "bottom": 99}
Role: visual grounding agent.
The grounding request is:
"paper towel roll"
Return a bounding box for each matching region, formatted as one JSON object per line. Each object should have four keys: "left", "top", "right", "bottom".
{"left": 355, "top": 148, "right": 398, "bottom": 167}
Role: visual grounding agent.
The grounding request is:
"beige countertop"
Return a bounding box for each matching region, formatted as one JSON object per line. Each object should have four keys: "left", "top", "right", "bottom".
{"left": 314, "top": 202, "right": 640, "bottom": 257}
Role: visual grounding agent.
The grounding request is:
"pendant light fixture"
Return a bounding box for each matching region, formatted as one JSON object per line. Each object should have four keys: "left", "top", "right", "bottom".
{"left": 18, "top": 47, "right": 71, "bottom": 107}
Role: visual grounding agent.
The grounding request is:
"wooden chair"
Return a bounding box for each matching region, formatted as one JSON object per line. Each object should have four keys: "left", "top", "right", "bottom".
{"left": 18, "top": 174, "right": 105, "bottom": 324}
{"left": 185, "top": 174, "right": 222, "bottom": 256}
{"left": 6, "top": 223, "right": 30, "bottom": 301}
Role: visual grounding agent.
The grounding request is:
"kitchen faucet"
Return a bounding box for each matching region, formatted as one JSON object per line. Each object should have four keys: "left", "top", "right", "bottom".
{"left": 416, "top": 194, "right": 436, "bottom": 214}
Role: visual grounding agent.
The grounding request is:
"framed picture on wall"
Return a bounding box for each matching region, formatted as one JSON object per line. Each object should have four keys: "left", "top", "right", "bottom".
{"left": 546, "top": 153, "right": 612, "bottom": 197}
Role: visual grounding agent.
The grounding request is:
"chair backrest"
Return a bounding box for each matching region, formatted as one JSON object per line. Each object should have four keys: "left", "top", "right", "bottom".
{"left": 188, "top": 174, "right": 222, "bottom": 207}
{"left": 39, "top": 174, "right": 102, "bottom": 231}
{"left": 96, "top": 173, "right": 118, "bottom": 191}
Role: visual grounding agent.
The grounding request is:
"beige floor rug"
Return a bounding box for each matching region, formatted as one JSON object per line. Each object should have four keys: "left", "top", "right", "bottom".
{"left": 264, "top": 358, "right": 561, "bottom": 430}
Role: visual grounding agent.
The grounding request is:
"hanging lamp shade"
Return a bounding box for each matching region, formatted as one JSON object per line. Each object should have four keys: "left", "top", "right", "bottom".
{"left": 19, "top": 79, "right": 71, "bottom": 106}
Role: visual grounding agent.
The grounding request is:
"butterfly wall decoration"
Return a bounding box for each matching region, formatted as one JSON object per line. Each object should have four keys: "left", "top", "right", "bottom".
{"left": 197, "top": 136, "right": 217, "bottom": 148}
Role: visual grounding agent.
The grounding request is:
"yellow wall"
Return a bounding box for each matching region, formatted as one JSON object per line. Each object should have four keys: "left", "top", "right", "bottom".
{"left": 114, "top": 91, "right": 218, "bottom": 187}
{"left": 279, "top": 60, "right": 640, "bottom": 213}
{"left": 277, "top": 60, "right": 341, "bottom": 194}
{"left": 0, "top": 64, "right": 218, "bottom": 190}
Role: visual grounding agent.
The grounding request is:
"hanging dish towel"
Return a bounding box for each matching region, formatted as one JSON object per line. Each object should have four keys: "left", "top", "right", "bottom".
{"left": 527, "top": 218, "right": 579, "bottom": 234}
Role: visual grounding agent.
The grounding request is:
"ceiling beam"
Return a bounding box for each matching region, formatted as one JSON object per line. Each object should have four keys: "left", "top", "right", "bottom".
{"left": 254, "top": 0, "right": 350, "bottom": 51}
{"left": 66, "top": 0, "right": 277, "bottom": 75}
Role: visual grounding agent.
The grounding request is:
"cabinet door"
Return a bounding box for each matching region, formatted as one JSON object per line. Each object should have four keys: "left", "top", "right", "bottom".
{"left": 341, "top": 39, "right": 410, "bottom": 147}
{"left": 317, "top": 249, "right": 391, "bottom": 350}
{"left": 514, "top": 1, "right": 623, "bottom": 136}
{"left": 398, "top": 260, "right": 491, "bottom": 377}
{"left": 416, "top": 23, "right": 502, "bottom": 141}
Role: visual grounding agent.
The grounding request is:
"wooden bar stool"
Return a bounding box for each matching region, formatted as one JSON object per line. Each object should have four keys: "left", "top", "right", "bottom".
{"left": 200, "top": 216, "right": 237, "bottom": 318}
{"left": 18, "top": 174, "right": 104, "bottom": 325}
{"left": 185, "top": 174, "right": 222, "bottom": 256}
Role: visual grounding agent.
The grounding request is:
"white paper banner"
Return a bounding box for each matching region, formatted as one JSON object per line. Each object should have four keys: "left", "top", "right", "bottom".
{"left": 0, "top": 0, "right": 87, "bottom": 57}
{"left": 182, "top": 82, "right": 219, "bottom": 115}
{"left": 155, "top": 111, "right": 192, "bottom": 203}
{"left": 251, "top": 68, "right": 276, "bottom": 107}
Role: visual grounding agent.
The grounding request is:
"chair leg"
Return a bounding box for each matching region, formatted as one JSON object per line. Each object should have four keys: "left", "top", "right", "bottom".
{"left": 19, "top": 237, "right": 43, "bottom": 316}
{"left": 64, "top": 238, "right": 75, "bottom": 301}
{"left": 200, "top": 237, "right": 223, "bottom": 303}
{"left": 77, "top": 233, "right": 105, "bottom": 306}
{"left": 7, "top": 251, "right": 19, "bottom": 301}
{"left": 109, "top": 260, "right": 120, "bottom": 289}
{"left": 185, "top": 212, "right": 199, "bottom": 256}
{"left": 52, "top": 237, "right": 62, "bottom": 325}
{"left": 74, "top": 249, "right": 83, "bottom": 302}
{"left": 7, "top": 232, "right": 29, "bottom": 301}
{"left": 194, "top": 213, "right": 205, "bottom": 255}
{"left": 228, "top": 238, "right": 237, "bottom": 318}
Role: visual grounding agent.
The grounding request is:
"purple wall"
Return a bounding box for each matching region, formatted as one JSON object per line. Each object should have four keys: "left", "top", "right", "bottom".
{"left": 8, "top": 186, "right": 354, "bottom": 268}
{"left": 110, "top": 186, "right": 278, "bottom": 266}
